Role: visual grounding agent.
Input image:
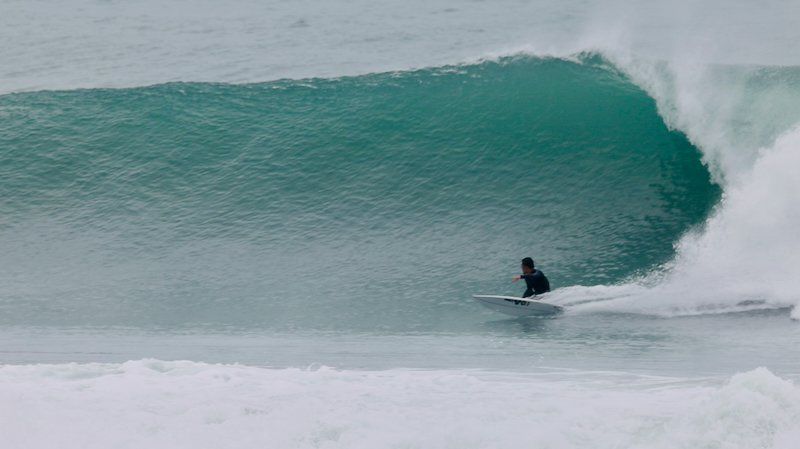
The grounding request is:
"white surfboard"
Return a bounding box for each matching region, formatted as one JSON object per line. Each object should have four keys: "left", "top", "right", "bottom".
{"left": 472, "top": 295, "right": 563, "bottom": 316}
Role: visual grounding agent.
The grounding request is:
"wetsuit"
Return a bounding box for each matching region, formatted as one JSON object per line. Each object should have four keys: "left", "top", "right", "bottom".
{"left": 521, "top": 269, "right": 550, "bottom": 298}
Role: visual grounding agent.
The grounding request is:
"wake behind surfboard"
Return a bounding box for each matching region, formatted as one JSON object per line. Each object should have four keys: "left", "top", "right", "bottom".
{"left": 472, "top": 295, "right": 563, "bottom": 317}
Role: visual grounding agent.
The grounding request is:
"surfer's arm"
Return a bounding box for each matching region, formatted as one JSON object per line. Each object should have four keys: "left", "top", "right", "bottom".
{"left": 512, "top": 275, "right": 521, "bottom": 282}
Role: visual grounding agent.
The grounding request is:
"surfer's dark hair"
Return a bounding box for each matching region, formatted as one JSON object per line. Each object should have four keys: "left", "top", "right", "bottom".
{"left": 522, "top": 257, "right": 534, "bottom": 269}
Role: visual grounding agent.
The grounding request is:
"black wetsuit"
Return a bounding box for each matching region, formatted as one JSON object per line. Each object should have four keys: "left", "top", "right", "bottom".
{"left": 521, "top": 269, "right": 550, "bottom": 298}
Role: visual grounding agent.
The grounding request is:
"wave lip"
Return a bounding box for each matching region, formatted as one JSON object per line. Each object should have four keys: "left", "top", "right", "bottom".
{"left": 568, "top": 51, "right": 800, "bottom": 317}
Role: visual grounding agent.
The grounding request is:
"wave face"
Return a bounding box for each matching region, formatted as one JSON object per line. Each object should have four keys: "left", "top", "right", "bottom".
{"left": 0, "top": 56, "right": 719, "bottom": 329}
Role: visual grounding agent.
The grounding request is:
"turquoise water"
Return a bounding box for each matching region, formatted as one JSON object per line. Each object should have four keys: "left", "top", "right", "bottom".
{"left": 0, "top": 56, "right": 719, "bottom": 330}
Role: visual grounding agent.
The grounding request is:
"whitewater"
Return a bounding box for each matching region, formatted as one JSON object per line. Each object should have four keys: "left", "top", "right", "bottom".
{"left": 3, "top": 0, "right": 800, "bottom": 448}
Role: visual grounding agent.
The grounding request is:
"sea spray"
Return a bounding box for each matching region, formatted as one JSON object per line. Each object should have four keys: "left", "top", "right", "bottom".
{"left": 559, "top": 54, "right": 800, "bottom": 315}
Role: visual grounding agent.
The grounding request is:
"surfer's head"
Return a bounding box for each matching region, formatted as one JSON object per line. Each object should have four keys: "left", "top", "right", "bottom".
{"left": 521, "top": 257, "right": 534, "bottom": 273}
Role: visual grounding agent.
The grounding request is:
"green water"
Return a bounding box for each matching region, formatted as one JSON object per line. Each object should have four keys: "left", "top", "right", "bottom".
{"left": 0, "top": 56, "right": 720, "bottom": 329}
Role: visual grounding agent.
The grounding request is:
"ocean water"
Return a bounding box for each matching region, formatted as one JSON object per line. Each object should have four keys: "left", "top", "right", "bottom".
{"left": 2, "top": 0, "right": 800, "bottom": 448}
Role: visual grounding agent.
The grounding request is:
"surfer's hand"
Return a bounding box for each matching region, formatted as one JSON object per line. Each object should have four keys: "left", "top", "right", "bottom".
{"left": 512, "top": 276, "right": 521, "bottom": 282}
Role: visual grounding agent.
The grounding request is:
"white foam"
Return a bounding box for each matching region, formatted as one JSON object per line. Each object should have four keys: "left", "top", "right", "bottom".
{"left": 546, "top": 46, "right": 800, "bottom": 316}
{"left": 535, "top": 0, "right": 800, "bottom": 316}
{"left": 555, "top": 127, "right": 800, "bottom": 316}
{"left": 1, "top": 360, "right": 798, "bottom": 448}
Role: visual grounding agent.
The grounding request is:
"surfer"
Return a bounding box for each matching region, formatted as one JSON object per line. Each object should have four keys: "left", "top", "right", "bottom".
{"left": 512, "top": 257, "right": 550, "bottom": 298}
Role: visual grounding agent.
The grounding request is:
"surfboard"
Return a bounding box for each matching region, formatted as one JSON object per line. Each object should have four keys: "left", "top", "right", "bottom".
{"left": 472, "top": 295, "right": 563, "bottom": 316}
